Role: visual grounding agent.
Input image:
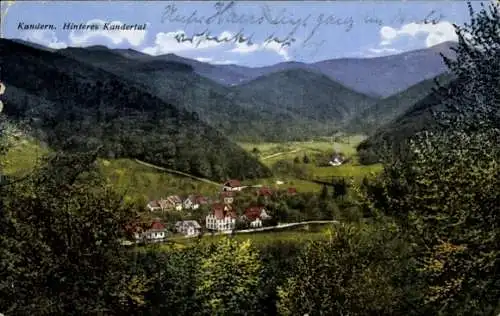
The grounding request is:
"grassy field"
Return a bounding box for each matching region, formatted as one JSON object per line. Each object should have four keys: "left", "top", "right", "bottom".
{"left": 1, "top": 140, "right": 219, "bottom": 201}
{"left": 3, "top": 134, "right": 382, "bottom": 199}
{"left": 239, "top": 134, "right": 383, "bottom": 188}
{"left": 143, "top": 223, "right": 335, "bottom": 252}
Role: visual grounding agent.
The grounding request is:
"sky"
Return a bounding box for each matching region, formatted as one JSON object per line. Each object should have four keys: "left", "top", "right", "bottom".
{"left": 0, "top": 1, "right": 486, "bottom": 67}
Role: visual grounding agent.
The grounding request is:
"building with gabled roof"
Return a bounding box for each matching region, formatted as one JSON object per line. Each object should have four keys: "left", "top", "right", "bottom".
{"left": 206, "top": 203, "right": 237, "bottom": 231}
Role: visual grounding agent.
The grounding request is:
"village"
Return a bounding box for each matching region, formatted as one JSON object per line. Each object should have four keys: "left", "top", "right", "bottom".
{"left": 129, "top": 179, "right": 299, "bottom": 243}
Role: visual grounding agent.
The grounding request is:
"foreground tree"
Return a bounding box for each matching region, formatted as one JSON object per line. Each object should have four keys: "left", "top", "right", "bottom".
{"left": 277, "top": 223, "right": 413, "bottom": 316}
{"left": 363, "top": 2, "right": 500, "bottom": 314}
{"left": 196, "top": 238, "right": 263, "bottom": 315}
{"left": 0, "top": 149, "right": 148, "bottom": 315}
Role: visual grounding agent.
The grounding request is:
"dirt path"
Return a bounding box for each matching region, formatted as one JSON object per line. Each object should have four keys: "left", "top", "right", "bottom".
{"left": 134, "top": 159, "right": 221, "bottom": 186}
{"left": 262, "top": 148, "right": 301, "bottom": 160}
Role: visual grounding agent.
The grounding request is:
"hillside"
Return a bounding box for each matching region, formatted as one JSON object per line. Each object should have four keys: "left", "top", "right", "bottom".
{"left": 58, "top": 46, "right": 331, "bottom": 141}
{"left": 0, "top": 38, "right": 271, "bottom": 181}
{"left": 356, "top": 81, "right": 452, "bottom": 160}
{"left": 348, "top": 73, "right": 454, "bottom": 133}
{"left": 230, "top": 69, "right": 377, "bottom": 125}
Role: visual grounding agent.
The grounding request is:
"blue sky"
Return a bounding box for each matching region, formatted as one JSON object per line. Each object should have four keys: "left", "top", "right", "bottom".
{"left": 0, "top": 1, "right": 483, "bottom": 67}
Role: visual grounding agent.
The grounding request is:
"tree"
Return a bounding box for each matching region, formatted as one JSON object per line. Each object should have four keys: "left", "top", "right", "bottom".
{"left": 361, "top": 3, "right": 500, "bottom": 314}
{"left": 0, "top": 150, "right": 148, "bottom": 315}
{"left": 293, "top": 156, "right": 300, "bottom": 164}
{"left": 196, "top": 238, "right": 263, "bottom": 315}
{"left": 277, "top": 223, "right": 410, "bottom": 316}
{"left": 302, "top": 154, "right": 310, "bottom": 164}
{"left": 319, "top": 185, "right": 329, "bottom": 200}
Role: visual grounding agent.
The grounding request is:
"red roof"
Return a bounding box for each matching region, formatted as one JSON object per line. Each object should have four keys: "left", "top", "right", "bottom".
{"left": 224, "top": 179, "right": 241, "bottom": 187}
{"left": 211, "top": 203, "right": 235, "bottom": 219}
{"left": 195, "top": 196, "right": 209, "bottom": 204}
{"left": 244, "top": 206, "right": 265, "bottom": 221}
{"left": 287, "top": 187, "right": 297, "bottom": 194}
{"left": 257, "top": 187, "right": 273, "bottom": 196}
{"left": 150, "top": 220, "right": 166, "bottom": 231}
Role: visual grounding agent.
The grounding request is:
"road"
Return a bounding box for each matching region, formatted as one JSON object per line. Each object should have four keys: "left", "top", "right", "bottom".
{"left": 134, "top": 159, "right": 221, "bottom": 186}
{"left": 181, "top": 220, "right": 339, "bottom": 239}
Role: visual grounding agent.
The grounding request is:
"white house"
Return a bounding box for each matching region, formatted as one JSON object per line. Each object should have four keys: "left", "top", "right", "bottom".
{"left": 206, "top": 203, "right": 237, "bottom": 231}
{"left": 175, "top": 220, "right": 202, "bottom": 236}
{"left": 134, "top": 220, "right": 167, "bottom": 243}
{"left": 242, "top": 206, "right": 272, "bottom": 228}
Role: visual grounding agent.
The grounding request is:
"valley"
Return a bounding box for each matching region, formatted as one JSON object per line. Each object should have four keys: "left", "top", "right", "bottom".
{"left": 0, "top": 38, "right": 451, "bottom": 243}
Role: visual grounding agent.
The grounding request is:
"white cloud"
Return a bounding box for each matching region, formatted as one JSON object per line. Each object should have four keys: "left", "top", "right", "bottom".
{"left": 229, "top": 40, "right": 291, "bottom": 61}
{"left": 68, "top": 19, "right": 147, "bottom": 47}
{"left": 194, "top": 57, "right": 236, "bottom": 65}
{"left": 21, "top": 29, "right": 67, "bottom": 49}
{"left": 368, "top": 47, "right": 402, "bottom": 54}
{"left": 379, "top": 21, "right": 458, "bottom": 48}
{"left": 212, "top": 60, "right": 237, "bottom": 65}
{"left": 194, "top": 57, "right": 213, "bottom": 63}
{"left": 142, "top": 30, "right": 229, "bottom": 55}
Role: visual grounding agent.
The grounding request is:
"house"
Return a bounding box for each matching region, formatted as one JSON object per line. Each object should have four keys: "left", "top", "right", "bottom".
{"left": 134, "top": 219, "right": 168, "bottom": 243}
{"left": 222, "top": 179, "right": 243, "bottom": 192}
{"left": 329, "top": 153, "right": 345, "bottom": 166}
{"left": 206, "top": 203, "right": 237, "bottom": 231}
{"left": 287, "top": 187, "right": 297, "bottom": 195}
{"left": 166, "top": 195, "right": 183, "bottom": 211}
{"left": 220, "top": 191, "right": 235, "bottom": 204}
{"left": 175, "top": 220, "right": 202, "bottom": 236}
{"left": 146, "top": 198, "right": 172, "bottom": 212}
{"left": 257, "top": 187, "right": 274, "bottom": 197}
{"left": 146, "top": 200, "right": 162, "bottom": 212}
{"left": 195, "top": 195, "right": 210, "bottom": 206}
{"left": 184, "top": 195, "right": 210, "bottom": 210}
{"left": 241, "top": 206, "right": 272, "bottom": 228}
{"left": 183, "top": 195, "right": 199, "bottom": 210}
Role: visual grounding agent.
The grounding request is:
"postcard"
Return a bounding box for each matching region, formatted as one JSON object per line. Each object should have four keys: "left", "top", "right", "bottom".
{"left": 1, "top": 1, "right": 498, "bottom": 315}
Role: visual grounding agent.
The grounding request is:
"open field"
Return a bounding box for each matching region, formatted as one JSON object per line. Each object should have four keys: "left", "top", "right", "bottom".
{"left": 239, "top": 135, "right": 383, "bottom": 188}
{"left": 3, "top": 134, "right": 382, "bottom": 199}
{"left": 143, "top": 223, "right": 335, "bottom": 251}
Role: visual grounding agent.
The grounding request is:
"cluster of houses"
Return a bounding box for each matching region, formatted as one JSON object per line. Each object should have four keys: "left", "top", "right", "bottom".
{"left": 131, "top": 180, "right": 297, "bottom": 243}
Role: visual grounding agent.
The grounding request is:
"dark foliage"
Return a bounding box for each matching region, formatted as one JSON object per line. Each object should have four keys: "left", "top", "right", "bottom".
{"left": 0, "top": 39, "right": 271, "bottom": 181}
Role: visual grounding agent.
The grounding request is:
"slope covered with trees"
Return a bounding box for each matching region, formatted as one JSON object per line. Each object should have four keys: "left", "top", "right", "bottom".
{"left": 0, "top": 39, "right": 271, "bottom": 181}
{"left": 230, "top": 69, "right": 377, "bottom": 127}
{"left": 59, "top": 47, "right": 351, "bottom": 141}
{"left": 348, "top": 72, "right": 454, "bottom": 133}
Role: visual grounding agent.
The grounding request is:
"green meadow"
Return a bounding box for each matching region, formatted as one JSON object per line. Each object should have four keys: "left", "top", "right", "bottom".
{"left": 3, "top": 134, "right": 382, "bottom": 199}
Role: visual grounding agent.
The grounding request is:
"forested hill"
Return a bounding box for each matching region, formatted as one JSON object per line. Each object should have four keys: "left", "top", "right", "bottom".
{"left": 58, "top": 46, "right": 316, "bottom": 142}
{"left": 229, "top": 69, "right": 377, "bottom": 125}
{"left": 356, "top": 80, "right": 453, "bottom": 160}
{"left": 348, "top": 73, "right": 454, "bottom": 133}
{"left": 0, "top": 38, "right": 271, "bottom": 181}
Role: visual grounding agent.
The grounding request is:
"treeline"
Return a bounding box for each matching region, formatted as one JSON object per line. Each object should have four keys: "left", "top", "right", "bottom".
{"left": 0, "top": 38, "right": 271, "bottom": 182}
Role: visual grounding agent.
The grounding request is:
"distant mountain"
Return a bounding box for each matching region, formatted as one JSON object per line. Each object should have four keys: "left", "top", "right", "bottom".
{"left": 148, "top": 41, "right": 456, "bottom": 97}
{"left": 309, "top": 42, "right": 457, "bottom": 97}
{"left": 230, "top": 69, "right": 377, "bottom": 125}
{"left": 348, "top": 72, "right": 455, "bottom": 133}
{"left": 0, "top": 38, "right": 271, "bottom": 181}
{"left": 66, "top": 41, "right": 456, "bottom": 98}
